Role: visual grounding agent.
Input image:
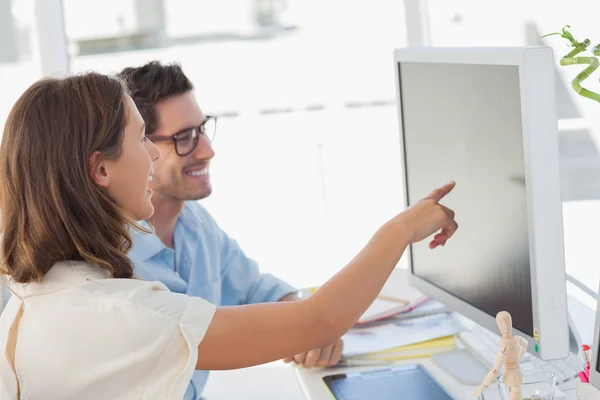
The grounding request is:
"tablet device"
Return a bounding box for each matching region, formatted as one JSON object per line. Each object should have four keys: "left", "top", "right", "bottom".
{"left": 322, "top": 364, "right": 453, "bottom": 400}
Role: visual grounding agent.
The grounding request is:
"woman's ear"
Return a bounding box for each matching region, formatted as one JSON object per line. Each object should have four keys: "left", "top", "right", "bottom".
{"left": 89, "top": 151, "right": 110, "bottom": 188}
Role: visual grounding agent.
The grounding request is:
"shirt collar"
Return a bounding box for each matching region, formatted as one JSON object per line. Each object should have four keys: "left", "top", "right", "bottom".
{"left": 128, "top": 205, "right": 202, "bottom": 262}
{"left": 128, "top": 202, "right": 208, "bottom": 264}
{"left": 177, "top": 202, "right": 203, "bottom": 233}
{"left": 9, "top": 261, "right": 109, "bottom": 298}
{"left": 128, "top": 220, "right": 169, "bottom": 262}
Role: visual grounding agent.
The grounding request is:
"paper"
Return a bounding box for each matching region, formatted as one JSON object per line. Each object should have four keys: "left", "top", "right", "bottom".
{"left": 358, "top": 298, "right": 410, "bottom": 323}
{"left": 349, "top": 336, "right": 456, "bottom": 361}
{"left": 342, "top": 313, "right": 464, "bottom": 357}
{"left": 356, "top": 269, "right": 429, "bottom": 324}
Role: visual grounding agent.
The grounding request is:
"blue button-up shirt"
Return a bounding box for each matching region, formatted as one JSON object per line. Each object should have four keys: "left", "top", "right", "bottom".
{"left": 128, "top": 201, "right": 296, "bottom": 400}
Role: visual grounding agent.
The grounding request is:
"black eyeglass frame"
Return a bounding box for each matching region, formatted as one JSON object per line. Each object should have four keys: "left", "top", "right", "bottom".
{"left": 149, "top": 115, "right": 217, "bottom": 157}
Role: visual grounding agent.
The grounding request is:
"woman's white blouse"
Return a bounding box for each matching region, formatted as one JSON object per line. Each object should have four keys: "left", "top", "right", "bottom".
{"left": 0, "top": 261, "right": 216, "bottom": 399}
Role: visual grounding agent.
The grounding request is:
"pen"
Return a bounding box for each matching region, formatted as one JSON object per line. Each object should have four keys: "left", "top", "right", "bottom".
{"left": 582, "top": 344, "right": 591, "bottom": 370}
{"left": 376, "top": 294, "right": 409, "bottom": 304}
{"left": 579, "top": 344, "right": 591, "bottom": 383}
{"left": 332, "top": 359, "right": 394, "bottom": 368}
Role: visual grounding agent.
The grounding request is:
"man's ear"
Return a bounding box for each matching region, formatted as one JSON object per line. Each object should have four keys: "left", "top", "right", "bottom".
{"left": 89, "top": 151, "right": 110, "bottom": 188}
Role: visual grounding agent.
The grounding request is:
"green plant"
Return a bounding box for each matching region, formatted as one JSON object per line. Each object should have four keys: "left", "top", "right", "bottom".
{"left": 543, "top": 25, "right": 600, "bottom": 103}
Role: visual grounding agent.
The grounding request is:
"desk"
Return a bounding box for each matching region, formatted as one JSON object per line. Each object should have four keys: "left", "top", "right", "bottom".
{"left": 203, "top": 355, "right": 570, "bottom": 400}
{"left": 202, "top": 360, "right": 480, "bottom": 400}
{"left": 294, "top": 357, "right": 576, "bottom": 399}
{"left": 201, "top": 357, "right": 516, "bottom": 399}
{"left": 203, "top": 362, "right": 304, "bottom": 400}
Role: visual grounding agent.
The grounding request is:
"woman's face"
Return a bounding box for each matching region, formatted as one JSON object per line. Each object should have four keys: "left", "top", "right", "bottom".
{"left": 92, "top": 95, "right": 160, "bottom": 221}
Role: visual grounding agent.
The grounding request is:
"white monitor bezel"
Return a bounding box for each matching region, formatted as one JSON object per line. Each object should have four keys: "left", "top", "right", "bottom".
{"left": 588, "top": 286, "right": 600, "bottom": 387}
{"left": 394, "top": 46, "right": 569, "bottom": 360}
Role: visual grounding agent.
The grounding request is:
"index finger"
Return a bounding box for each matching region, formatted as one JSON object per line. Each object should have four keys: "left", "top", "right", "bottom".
{"left": 425, "top": 181, "right": 455, "bottom": 202}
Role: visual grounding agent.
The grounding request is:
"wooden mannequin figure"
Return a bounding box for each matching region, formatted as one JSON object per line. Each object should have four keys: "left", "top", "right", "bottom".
{"left": 473, "top": 311, "right": 528, "bottom": 399}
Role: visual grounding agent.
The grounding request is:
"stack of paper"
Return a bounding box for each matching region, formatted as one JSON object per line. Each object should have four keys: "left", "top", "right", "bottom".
{"left": 346, "top": 336, "right": 456, "bottom": 362}
{"left": 356, "top": 268, "right": 438, "bottom": 324}
{"left": 301, "top": 269, "right": 462, "bottom": 359}
{"left": 356, "top": 289, "right": 428, "bottom": 325}
{"left": 342, "top": 313, "right": 463, "bottom": 357}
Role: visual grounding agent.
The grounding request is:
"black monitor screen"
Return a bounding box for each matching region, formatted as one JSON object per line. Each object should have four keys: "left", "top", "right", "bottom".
{"left": 398, "top": 61, "right": 533, "bottom": 337}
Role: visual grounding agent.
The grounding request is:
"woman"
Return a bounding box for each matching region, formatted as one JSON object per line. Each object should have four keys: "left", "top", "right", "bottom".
{"left": 0, "top": 73, "right": 457, "bottom": 399}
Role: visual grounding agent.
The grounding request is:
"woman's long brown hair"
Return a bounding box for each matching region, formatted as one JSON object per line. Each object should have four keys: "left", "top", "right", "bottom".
{"left": 0, "top": 73, "right": 147, "bottom": 283}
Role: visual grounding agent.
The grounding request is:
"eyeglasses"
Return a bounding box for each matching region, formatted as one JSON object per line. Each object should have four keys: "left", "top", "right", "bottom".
{"left": 149, "top": 116, "right": 217, "bottom": 157}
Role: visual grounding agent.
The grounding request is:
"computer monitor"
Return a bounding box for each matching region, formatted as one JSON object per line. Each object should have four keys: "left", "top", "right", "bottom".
{"left": 394, "top": 46, "right": 569, "bottom": 361}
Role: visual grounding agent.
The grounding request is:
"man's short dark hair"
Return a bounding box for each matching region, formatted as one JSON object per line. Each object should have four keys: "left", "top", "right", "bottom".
{"left": 117, "top": 61, "right": 193, "bottom": 135}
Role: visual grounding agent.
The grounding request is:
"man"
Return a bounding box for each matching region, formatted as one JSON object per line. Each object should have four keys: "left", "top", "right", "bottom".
{"left": 118, "top": 62, "right": 344, "bottom": 400}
